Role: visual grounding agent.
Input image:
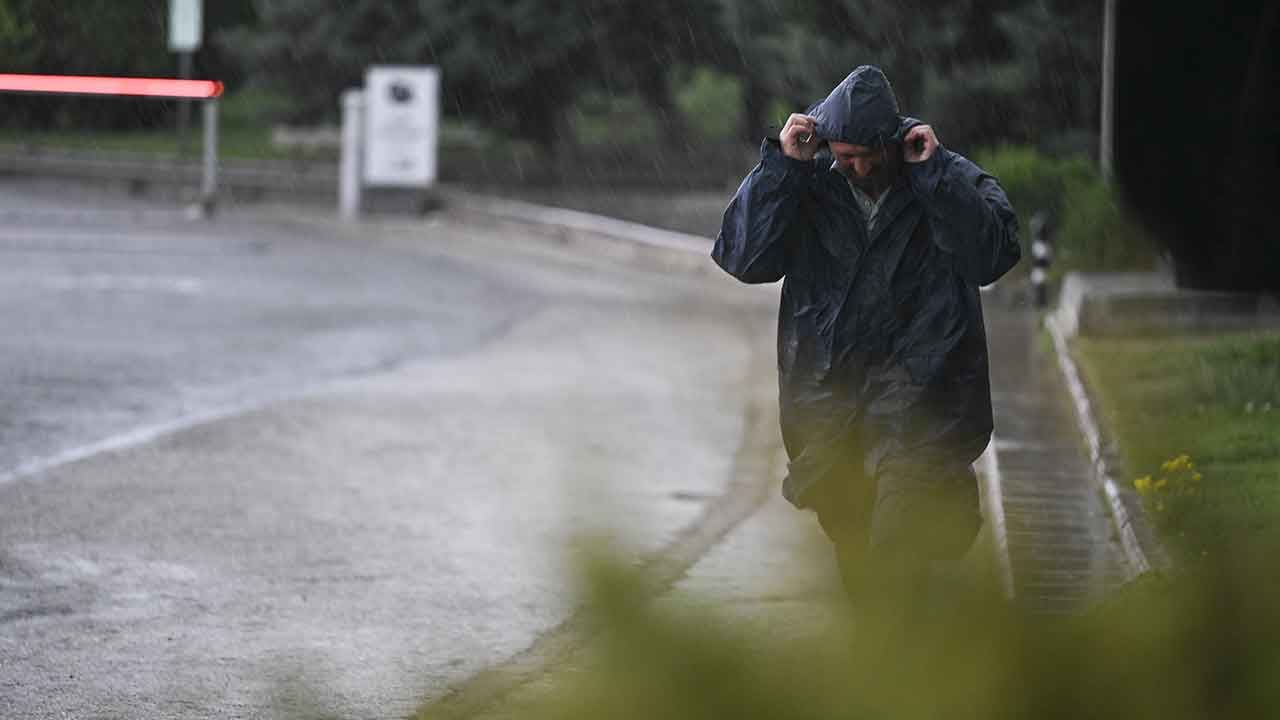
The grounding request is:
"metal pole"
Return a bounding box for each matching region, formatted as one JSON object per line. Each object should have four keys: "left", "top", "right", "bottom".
{"left": 1100, "top": 0, "right": 1117, "bottom": 179}
{"left": 177, "top": 51, "right": 193, "bottom": 157}
{"left": 200, "top": 98, "right": 218, "bottom": 217}
{"left": 340, "top": 88, "right": 365, "bottom": 221}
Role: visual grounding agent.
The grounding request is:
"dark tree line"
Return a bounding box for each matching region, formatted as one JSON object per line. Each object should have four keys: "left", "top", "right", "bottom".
{"left": 8, "top": 2, "right": 1272, "bottom": 289}
{"left": 0, "top": 1, "right": 1105, "bottom": 153}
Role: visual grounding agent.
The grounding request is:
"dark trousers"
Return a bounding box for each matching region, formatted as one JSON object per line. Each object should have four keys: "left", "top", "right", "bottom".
{"left": 806, "top": 460, "right": 983, "bottom": 656}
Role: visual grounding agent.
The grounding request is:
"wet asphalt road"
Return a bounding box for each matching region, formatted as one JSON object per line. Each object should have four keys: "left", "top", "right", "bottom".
{"left": 0, "top": 181, "right": 776, "bottom": 718}
{"left": 0, "top": 182, "right": 528, "bottom": 478}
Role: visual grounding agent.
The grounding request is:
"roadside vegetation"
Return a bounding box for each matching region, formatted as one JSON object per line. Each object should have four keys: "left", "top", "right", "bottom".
{"left": 977, "top": 145, "right": 1156, "bottom": 283}
{"left": 1075, "top": 331, "right": 1280, "bottom": 563}
{"left": 417, "top": 547, "right": 1280, "bottom": 720}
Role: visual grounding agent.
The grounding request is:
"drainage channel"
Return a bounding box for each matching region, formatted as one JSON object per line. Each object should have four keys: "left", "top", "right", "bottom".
{"left": 984, "top": 307, "right": 1132, "bottom": 613}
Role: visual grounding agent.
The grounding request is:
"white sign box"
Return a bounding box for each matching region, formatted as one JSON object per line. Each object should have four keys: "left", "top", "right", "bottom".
{"left": 169, "top": 0, "right": 203, "bottom": 52}
{"left": 363, "top": 66, "right": 440, "bottom": 188}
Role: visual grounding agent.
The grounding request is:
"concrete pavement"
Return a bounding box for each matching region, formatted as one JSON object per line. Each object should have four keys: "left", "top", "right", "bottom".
{"left": 0, "top": 188, "right": 782, "bottom": 719}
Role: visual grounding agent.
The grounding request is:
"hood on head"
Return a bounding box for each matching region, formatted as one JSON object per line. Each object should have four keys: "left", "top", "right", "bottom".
{"left": 808, "top": 65, "right": 904, "bottom": 148}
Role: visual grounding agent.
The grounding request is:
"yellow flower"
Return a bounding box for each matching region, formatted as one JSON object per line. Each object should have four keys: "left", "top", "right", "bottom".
{"left": 1134, "top": 476, "right": 1153, "bottom": 494}
{"left": 1191, "top": 472, "right": 1203, "bottom": 482}
{"left": 1155, "top": 477, "right": 1169, "bottom": 491}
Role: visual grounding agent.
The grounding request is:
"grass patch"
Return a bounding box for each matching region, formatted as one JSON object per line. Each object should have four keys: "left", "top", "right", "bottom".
{"left": 1075, "top": 331, "right": 1280, "bottom": 561}
{"left": 0, "top": 124, "right": 325, "bottom": 162}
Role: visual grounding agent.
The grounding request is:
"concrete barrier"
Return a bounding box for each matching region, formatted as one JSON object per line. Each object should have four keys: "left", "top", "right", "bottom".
{"left": 1055, "top": 271, "right": 1280, "bottom": 338}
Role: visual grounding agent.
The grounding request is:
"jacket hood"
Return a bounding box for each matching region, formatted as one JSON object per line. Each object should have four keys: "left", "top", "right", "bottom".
{"left": 808, "top": 65, "right": 904, "bottom": 147}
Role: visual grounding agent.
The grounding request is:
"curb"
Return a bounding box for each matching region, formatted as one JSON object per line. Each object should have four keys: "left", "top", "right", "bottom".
{"left": 1045, "top": 313, "right": 1158, "bottom": 581}
{"left": 977, "top": 437, "right": 1016, "bottom": 600}
{"left": 434, "top": 188, "right": 716, "bottom": 276}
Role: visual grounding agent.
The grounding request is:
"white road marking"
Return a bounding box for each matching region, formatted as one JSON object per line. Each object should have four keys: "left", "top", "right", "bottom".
{"left": 0, "top": 375, "right": 372, "bottom": 487}
{"left": 39, "top": 274, "right": 205, "bottom": 295}
{"left": 0, "top": 397, "right": 287, "bottom": 487}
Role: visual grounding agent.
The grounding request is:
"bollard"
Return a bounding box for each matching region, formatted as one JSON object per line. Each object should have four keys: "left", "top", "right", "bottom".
{"left": 339, "top": 88, "right": 365, "bottom": 221}
{"left": 1029, "top": 211, "right": 1053, "bottom": 308}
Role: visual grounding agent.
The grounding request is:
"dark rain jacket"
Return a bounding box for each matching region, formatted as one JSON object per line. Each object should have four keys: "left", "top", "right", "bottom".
{"left": 712, "top": 66, "right": 1021, "bottom": 508}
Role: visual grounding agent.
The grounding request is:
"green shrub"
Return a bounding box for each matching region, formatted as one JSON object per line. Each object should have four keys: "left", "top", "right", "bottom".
{"left": 976, "top": 145, "right": 1156, "bottom": 279}
{"left": 569, "top": 90, "right": 662, "bottom": 148}
{"left": 674, "top": 67, "right": 744, "bottom": 144}
{"left": 419, "top": 547, "right": 1280, "bottom": 720}
{"left": 219, "top": 87, "right": 300, "bottom": 130}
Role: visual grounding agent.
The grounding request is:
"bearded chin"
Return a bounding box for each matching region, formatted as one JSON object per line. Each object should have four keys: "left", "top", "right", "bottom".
{"left": 846, "top": 170, "right": 891, "bottom": 196}
{"left": 842, "top": 147, "right": 902, "bottom": 196}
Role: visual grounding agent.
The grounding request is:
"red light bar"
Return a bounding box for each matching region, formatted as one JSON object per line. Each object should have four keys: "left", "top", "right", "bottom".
{"left": 0, "top": 74, "right": 224, "bottom": 99}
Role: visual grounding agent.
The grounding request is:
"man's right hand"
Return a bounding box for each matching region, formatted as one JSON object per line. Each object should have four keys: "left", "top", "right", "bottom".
{"left": 780, "top": 114, "right": 820, "bottom": 162}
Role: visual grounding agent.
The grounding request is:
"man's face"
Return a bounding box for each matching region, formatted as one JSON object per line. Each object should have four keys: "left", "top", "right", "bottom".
{"left": 828, "top": 139, "right": 902, "bottom": 196}
{"left": 829, "top": 141, "right": 884, "bottom": 178}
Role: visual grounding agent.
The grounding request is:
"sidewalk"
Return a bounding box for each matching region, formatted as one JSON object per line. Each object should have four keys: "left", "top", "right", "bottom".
{"left": 982, "top": 302, "right": 1132, "bottom": 612}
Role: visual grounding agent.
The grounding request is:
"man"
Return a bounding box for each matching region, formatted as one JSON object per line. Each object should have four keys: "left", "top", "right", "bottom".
{"left": 712, "top": 66, "right": 1020, "bottom": 607}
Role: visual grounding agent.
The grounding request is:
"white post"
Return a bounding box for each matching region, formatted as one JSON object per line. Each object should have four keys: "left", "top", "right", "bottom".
{"left": 340, "top": 88, "right": 365, "bottom": 221}
{"left": 200, "top": 98, "right": 218, "bottom": 217}
{"left": 1100, "top": 0, "right": 1117, "bottom": 179}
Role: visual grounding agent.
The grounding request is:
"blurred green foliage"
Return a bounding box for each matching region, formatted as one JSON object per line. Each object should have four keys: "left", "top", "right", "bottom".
{"left": 218, "top": 86, "right": 300, "bottom": 131}
{"left": 977, "top": 145, "right": 1155, "bottom": 278}
{"left": 420, "top": 546, "right": 1280, "bottom": 720}
{"left": 0, "top": 0, "right": 256, "bottom": 130}
{"left": 674, "top": 67, "right": 744, "bottom": 146}
{"left": 1078, "top": 331, "right": 1280, "bottom": 562}
{"left": 0, "top": 0, "right": 1109, "bottom": 195}
{"left": 215, "top": 0, "right": 731, "bottom": 148}
{"left": 0, "top": 1, "right": 1107, "bottom": 152}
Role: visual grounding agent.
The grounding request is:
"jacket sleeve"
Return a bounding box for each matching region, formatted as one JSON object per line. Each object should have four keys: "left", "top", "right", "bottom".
{"left": 711, "top": 139, "right": 815, "bottom": 284}
{"left": 908, "top": 148, "right": 1022, "bottom": 286}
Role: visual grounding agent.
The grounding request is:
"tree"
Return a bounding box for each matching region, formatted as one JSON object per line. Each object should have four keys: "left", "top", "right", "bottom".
{"left": 0, "top": 0, "right": 257, "bottom": 130}
{"left": 580, "top": 0, "right": 732, "bottom": 146}
{"left": 223, "top": 0, "right": 732, "bottom": 149}
{"left": 715, "top": 0, "right": 1103, "bottom": 153}
{"left": 223, "top": 0, "right": 606, "bottom": 147}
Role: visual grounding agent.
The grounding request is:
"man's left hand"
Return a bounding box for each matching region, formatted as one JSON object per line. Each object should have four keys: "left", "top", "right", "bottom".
{"left": 903, "top": 125, "right": 939, "bottom": 163}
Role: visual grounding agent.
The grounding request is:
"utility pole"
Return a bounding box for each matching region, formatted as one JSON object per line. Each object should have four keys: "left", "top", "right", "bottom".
{"left": 1100, "top": 0, "right": 1117, "bottom": 179}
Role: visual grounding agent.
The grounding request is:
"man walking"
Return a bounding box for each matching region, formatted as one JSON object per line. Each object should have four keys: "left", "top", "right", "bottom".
{"left": 712, "top": 66, "right": 1020, "bottom": 612}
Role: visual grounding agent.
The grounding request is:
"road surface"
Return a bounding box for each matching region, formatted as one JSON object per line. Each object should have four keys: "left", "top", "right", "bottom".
{"left": 0, "top": 181, "right": 777, "bottom": 718}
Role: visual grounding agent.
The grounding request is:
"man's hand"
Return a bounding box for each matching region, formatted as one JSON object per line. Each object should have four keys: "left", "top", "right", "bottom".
{"left": 780, "top": 114, "right": 820, "bottom": 162}
{"left": 903, "top": 125, "right": 939, "bottom": 163}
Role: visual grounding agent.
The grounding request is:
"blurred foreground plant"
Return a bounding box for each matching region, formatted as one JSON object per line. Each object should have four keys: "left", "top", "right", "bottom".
{"left": 423, "top": 540, "right": 1280, "bottom": 720}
